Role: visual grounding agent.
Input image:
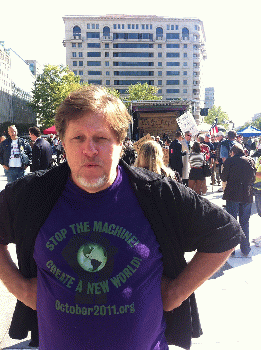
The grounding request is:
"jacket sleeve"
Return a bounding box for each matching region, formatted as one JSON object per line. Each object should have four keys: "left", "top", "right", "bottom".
{"left": 0, "top": 188, "right": 15, "bottom": 245}
{"left": 165, "top": 179, "right": 244, "bottom": 253}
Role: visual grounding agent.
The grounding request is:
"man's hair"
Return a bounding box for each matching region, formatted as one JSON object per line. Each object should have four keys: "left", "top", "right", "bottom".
{"left": 175, "top": 131, "right": 182, "bottom": 139}
{"left": 29, "top": 126, "right": 41, "bottom": 138}
{"left": 55, "top": 85, "right": 132, "bottom": 143}
{"left": 8, "top": 125, "right": 17, "bottom": 131}
{"left": 227, "top": 130, "right": 237, "bottom": 140}
{"left": 230, "top": 143, "right": 244, "bottom": 156}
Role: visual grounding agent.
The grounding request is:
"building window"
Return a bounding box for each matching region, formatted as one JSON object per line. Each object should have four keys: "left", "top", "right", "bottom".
{"left": 106, "top": 80, "right": 110, "bottom": 85}
{"left": 105, "top": 43, "right": 109, "bottom": 48}
{"left": 88, "top": 71, "right": 102, "bottom": 75}
{"left": 183, "top": 71, "right": 188, "bottom": 75}
{"left": 158, "top": 62, "right": 162, "bottom": 66}
{"left": 158, "top": 44, "right": 162, "bottom": 48}
{"left": 183, "top": 89, "right": 187, "bottom": 93}
{"left": 72, "top": 43, "right": 76, "bottom": 47}
{"left": 105, "top": 52, "right": 109, "bottom": 57}
{"left": 166, "top": 80, "right": 179, "bottom": 85}
{"left": 183, "top": 62, "right": 188, "bottom": 67}
{"left": 87, "top": 32, "right": 100, "bottom": 39}
{"left": 158, "top": 71, "right": 162, "bottom": 76}
{"left": 166, "top": 62, "right": 180, "bottom": 66}
{"left": 182, "top": 28, "right": 189, "bottom": 40}
{"left": 79, "top": 71, "right": 83, "bottom": 75}
{"left": 88, "top": 80, "right": 102, "bottom": 85}
{"left": 73, "top": 70, "right": 77, "bottom": 75}
{"left": 79, "top": 61, "right": 83, "bottom": 66}
{"left": 158, "top": 80, "right": 162, "bottom": 85}
{"left": 158, "top": 53, "right": 162, "bottom": 58}
{"left": 184, "top": 53, "right": 187, "bottom": 58}
{"left": 166, "top": 89, "right": 180, "bottom": 93}
{"left": 72, "top": 52, "right": 76, "bottom": 57}
{"left": 87, "top": 43, "right": 101, "bottom": 48}
{"left": 73, "top": 26, "right": 81, "bottom": 39}
{"left": 106, "top": 71, "right": 110, "bottom": 76}
{"left": 166, "top": 52, "right": 180, "bottom": 58}
{"left": 78, "top": 43, "right": 82, "bottom": 48}
{"left": 105, "top": 61, "right": 109, "bottom": 66}
{"left": 166, "top": 33, "right": 179, "bottom": 40}
{"left": 87, "top": 61, "right": 101, "bottom": 66}
{"left": 73, "top": 61, "right": 77, "bottom": 66}
{"left": 166, "top": 44, "right": 180, "bottom": 48}
{"left": 183, "top": 80, "right": 187, "bottom": 85}
{"left": 167, "top": 71, "right": 180, "bottom": 76}
{"left": 87, "top": 52, "right": 101, "bottom": 57}
{"left": 103, "top": 26, "right": 110, "bottom": 38}
{"left": 184, "top": 44, "right": 187, "bottom": 48}
{"left": 156, "top": 27, "right": 163, "bottom": 40}
{"left": 79, "top": 52, "right": 83, "bottom": 57}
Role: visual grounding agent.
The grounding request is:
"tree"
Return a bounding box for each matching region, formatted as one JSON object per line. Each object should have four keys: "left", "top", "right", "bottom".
{"left": 204, "top": 105, "right": 229, "bottom": 128}
{"left": 125, "top": 83, "right": 162, "bottom": 105}
{"left": 29, "top": 65, "right": 84, "bottom": 128}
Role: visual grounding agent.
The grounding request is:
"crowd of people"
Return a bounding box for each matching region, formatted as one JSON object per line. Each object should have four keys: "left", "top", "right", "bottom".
{"left": 0, "top": 86, "right": 246, "bottom": 350}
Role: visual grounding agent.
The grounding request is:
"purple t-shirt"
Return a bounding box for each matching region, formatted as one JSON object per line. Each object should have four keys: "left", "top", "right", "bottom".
{"left": 34, "top": 166, "right": 168, "bottom": 350}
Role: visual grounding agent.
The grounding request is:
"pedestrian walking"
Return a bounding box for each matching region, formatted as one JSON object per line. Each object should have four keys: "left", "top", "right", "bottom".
{"left": 221, "top": 143, "right": 256, "bottom": 256}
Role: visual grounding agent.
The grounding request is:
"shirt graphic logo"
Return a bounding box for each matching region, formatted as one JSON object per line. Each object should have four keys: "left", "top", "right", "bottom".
{"left": 77, "top": 242, "right": 107, "bottom": 273}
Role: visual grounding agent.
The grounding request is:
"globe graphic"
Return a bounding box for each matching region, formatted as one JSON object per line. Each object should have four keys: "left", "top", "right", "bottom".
{"left": 77, "top": 242, "right": 107, "bottom": 272}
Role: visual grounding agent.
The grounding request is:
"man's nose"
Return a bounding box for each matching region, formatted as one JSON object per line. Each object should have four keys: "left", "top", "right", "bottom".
{"left": 82, "top": 140, "right": 98, "bottom": 157}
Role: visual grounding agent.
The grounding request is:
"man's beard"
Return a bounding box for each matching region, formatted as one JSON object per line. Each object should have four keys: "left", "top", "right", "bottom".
{"left": 76, "top": 174, "right": 108, "bottom": 191}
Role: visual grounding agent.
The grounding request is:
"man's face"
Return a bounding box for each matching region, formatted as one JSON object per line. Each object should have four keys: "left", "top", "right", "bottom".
{"left": 62, "top": 113, "right": 123, "bottom": 193}
{"left": 29, "top": 132, "right": 37, "bottom": 142}
{"left": 185, "top": 133, "right": 192, "bottom": 141}
{"left": 8, "top": 127, "right": 18, "bottom": 140}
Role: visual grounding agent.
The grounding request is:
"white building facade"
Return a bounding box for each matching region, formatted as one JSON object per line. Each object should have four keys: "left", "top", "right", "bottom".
{"left": 63, "top": 15, "right": 207, "bottom": 121}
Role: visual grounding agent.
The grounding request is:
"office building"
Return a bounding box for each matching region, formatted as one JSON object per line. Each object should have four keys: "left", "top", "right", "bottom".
{"left": 0, "top": 42, "right": 36, "bottom": 124}
{"left": 63, "top": 15, "right": 207, "bottom": 121}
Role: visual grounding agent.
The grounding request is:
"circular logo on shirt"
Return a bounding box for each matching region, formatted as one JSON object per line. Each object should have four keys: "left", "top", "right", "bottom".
{"left": 77, "top": 242, "right": 107, "bottom": 272}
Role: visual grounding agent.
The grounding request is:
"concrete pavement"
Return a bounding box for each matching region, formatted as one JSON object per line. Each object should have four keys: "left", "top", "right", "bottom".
{"left": 0, "top": 166, "right": 260, "bottom": 349}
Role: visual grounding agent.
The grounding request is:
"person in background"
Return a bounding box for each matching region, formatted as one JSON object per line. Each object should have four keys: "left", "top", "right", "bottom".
{"left": 252, "top": 156, "right": 261, "bottom": 247}
{"left": 188, "top": 141, "right": 206, "bottom": 195}
{"left": 29, "top": 126, "right": 53, "bottom": 172}
{"left": 0, "top": 125, "right": 31, "bottom": 183}
{"left": 221, "top": 143, "right": 256, "bottom": 257}
{"left": 0, "top": 135, "right": 6, "bottom": 143}
{"left": 135, "top": 140, "right": 180, "bottom": 181}
{"left": 180, "top": 131, "right": 192, "bottom": 186}
{"left": 169, "top": 131, "right": 186, "bottom": 179}
{"left": 155, "top": 135, "right": 163, "bottom": 147}
{"left": 215, "top": 131, "right": 225, "bottom": 190}
{"left": 0, "top": 86, "right": 244, "bottom": 350}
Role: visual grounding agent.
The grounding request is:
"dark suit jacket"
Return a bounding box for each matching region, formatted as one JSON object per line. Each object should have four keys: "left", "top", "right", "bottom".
{"left": 31, "top": 138, "right": 52, "bottom": 172}
{"left": 169, "top": 139, "right": 186, "bottom": 176}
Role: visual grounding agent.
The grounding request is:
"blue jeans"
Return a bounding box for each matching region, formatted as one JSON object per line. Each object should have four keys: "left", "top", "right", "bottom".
{"left": 226, "top": 200, "right": 252, "bottom": 255}
{"left": 6, "top": 167, "right": 25, "bottom": 184}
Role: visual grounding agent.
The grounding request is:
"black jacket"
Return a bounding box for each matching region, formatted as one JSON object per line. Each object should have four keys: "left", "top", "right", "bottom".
{"left": 221, "top": 154, "right": 256, "bottom": 203}
{"left": 0, "top": 160, "right": 243, "bottom": 349}
{"left": 31, "top": 137, "right": 53, "bottom": 172}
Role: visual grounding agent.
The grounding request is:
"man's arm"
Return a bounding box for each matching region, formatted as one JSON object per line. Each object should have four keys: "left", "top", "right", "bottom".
{"left": 0, "top": 244, "right": 37, "bottom": 310}
{"left": 161, "top": 249, "right": 233, "bottom": 311}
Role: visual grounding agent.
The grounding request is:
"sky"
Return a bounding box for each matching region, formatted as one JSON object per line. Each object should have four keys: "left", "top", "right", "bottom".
{"left": 1, "top": 0, "right": 260, "bottom": 127}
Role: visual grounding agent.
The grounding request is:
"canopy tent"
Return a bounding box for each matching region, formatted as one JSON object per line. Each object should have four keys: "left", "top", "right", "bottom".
{"left": 237, "top": 125, "right": 261, "bottom": 138}
{"left": 43, "top": 125, "right": 57, "bottom": 135}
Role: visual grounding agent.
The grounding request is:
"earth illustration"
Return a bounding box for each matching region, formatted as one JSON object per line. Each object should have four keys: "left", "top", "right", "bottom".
{"left": 77, "top": 242, "right": 107, "bottom": 272}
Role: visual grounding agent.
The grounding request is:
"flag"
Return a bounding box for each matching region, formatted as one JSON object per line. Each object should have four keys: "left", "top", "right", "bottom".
{"left": 210, "top": 118, "right": 218, "bottom": 135}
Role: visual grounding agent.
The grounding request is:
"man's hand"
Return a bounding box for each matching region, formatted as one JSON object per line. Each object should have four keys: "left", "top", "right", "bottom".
{"left": 3, "top": 165, "right": 9, "bottom": 170}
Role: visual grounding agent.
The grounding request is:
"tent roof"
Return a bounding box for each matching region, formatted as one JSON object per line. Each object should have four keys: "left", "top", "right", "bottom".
{"left": 237, "top": 125, "right": 261, "bottom": 137}
{"left": 43, "top": 125, "right": 57, "bottom": 135}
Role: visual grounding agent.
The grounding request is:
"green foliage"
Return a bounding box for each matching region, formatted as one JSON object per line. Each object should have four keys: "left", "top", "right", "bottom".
{"left": 204, "top": 105, "right": 229, "bottom": 129}
{"left": 124, "top": 83, "right": 162, "bottom": 106}
{"left": 29, "top": 65, "right": 85, "bottom": 128}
